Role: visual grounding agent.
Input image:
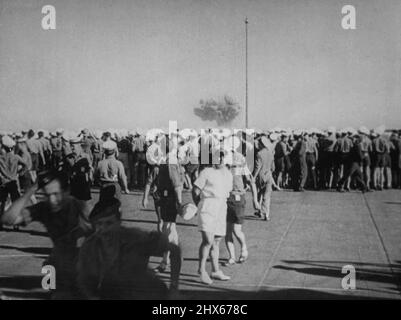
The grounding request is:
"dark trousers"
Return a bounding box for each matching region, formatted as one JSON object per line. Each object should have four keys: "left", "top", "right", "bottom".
{"left": 133, "top": 152, "right": 147, "bottom": 188}
{"left": 319, "top": 151, "right": 333, "bottom": 189}
{"left": 0, "top": 180, "right": 21, "bottom": 218}
{"left": 52, "top": 150, "right": 63, "bottom": 170}
{"left": 306, "top": 153, "right": 317, "bottom": 189}
{"left": 337, "top": 162, "right": 366, "bottom": 190}
{"left": 392, "top": 167, "right": 401, "bottom": 188}
{"left": 293, "top": 157, "right": 308, "bottom": 190}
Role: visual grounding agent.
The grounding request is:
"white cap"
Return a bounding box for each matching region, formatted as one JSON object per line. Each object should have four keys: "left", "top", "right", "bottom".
{"left": 70, "top": 137, "right": 82, "bottom": 144}
{"left": 327, "top": 126, "right": 336, "bottom": 133}
{"left": 1, "top": 135, "right": 15, "bottom": 148}
{"left": 179, "top": 128, "right": 192, "bottom": 140}
{"left": 269, "top": 133, "right": 279, "bottom": 141}
{"left": 103, "top": 140, "right": 117, "bottom": 151}
{"left": 358, "top": 126, "right": 369, "bottom": 135}
{"left": 375, "top": 125, "right": 385, "bottom": 135}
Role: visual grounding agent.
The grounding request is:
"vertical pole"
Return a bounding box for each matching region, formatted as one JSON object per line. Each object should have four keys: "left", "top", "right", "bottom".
{"left": 245, "top": 17, "right": 249, "bottom": 129}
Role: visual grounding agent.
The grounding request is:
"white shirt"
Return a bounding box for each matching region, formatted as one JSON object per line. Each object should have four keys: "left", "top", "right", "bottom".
{"left": 194, "top": 167, "right": 233, "bottom": 199}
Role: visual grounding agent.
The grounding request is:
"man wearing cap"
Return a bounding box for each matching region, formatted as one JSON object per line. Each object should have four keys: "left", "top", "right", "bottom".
{"left": 26, "top": 129, "right": 45, "bottom": 179}
{"left": 117, "top": 133, "right": 132, "bottom": 188}
{"left": 390, "top": 131, "right": 401, "bottom": 188}
{"left": 142, "top": 140, "right": 184, "bottom": 273}
{"left": 274, "top": 132, "right": 292, "bottom": 189}
{"left": 65, "top": 138, "right": 93, "bottom": 201}
{"left": 100, "top": 132, "right": 119, "bottom": 159}
{"left": 185, "top": 130, "right": 200, "bottom": 184}
{"left": 15, "top": 137, "right": 37, "bottom": 207}
{"left": 94, "top": 140, "right": 130, "bottom": 198}
{"left": 0, "top": 136, "right": 28, "bottom": 229}
{"left": 336, "top": 133, "right": 368, "bottom": 193}
{"left": 383, "top": 133, "right": 395, "bottom": 189}
{"left": 372, "top": 129, "right": 387, "bottom": 190}
{"left": 305, "top": 130, "right": 319, "bottom": 190}
{"left": 334, "top": 129, "right": 354, "bottom": 191}
{"left": 50, "top": 130, "right": 63, "bottom": 170}
{"left": 1, "top": 170, "right": 91, "bottom": 298}
{"left": 224, "top": 136, "right": 259, "bottom": 265}
{"left": 291, "top": 131, "right": 308, "bottom": 192}
{"left": 318, "top": 128, "right": 337, "bottom": 189}
{"left": 132, "top": 131, "right": 147, "bottom": 189}
{"left": 253, "top": 135, "right": 275, "bottom": 220}
{"left": 358, "top": 127, "right": 373, "bottom": 190}
{"left": 38, "top": 130, "right": 52, "bottom": 170}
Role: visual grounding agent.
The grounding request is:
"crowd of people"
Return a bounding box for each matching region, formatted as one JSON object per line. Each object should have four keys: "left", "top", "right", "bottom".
{"left": 0, "top": 125, "right": 400, "bottom": 299}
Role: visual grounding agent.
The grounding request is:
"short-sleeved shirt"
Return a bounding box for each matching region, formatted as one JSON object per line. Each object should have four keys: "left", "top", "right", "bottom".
{"left": 132, "top": 136, "right": 146, "bottom": 152}
{"left": 26, "top": 138, "right": 42, "bottom": 154}
{"left": 194, "top": 167, "right": 232, "bottom": 199}
{"left": 187, "top": 139, "right": 200, "bottom": 163}
{"left": 0, "top": 152, "right": 27, "bottom": 184}
{"left": 96, "top": 157, "right": 127, "bottom": 183}
{"left": 229, "top": 152, "right": 251, "bottom": 195}
{"left": 18, "top": 150, "right": 32, "bottom": 172}
{"left": 38, "top": 137, "right": 52, "bottom": 153}
{"left": 146, "top": 143, "right": 164, "bottom": 165}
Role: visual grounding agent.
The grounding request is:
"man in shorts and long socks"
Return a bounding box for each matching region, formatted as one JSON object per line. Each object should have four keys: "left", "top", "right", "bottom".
{"left": 223, "top": 136, "right": 259, "bottom": 266}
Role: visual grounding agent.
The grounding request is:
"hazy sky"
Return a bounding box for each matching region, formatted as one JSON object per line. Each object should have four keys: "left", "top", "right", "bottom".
{"left": 0, "top": 0, "right": 400, "bottom": 131}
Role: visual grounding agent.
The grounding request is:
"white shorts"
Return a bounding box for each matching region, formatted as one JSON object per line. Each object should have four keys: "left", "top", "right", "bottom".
{"left": 197, "top": 198, "right": 227, "bottom": 236}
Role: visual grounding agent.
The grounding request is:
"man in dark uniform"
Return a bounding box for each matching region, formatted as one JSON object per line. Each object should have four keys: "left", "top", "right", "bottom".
{"left": 390, "top": 131, "right": 401, "bottom": 188}
{"left": 336, "top": 133, "right": 368, "bottom": 193}
{"left": 292, "top": 131, "right": 308, "bottom": 192}
{"left": 132, "top": 131, "right": 147, "bottom": 189}
{"left": 117, "top": 133, "right": 132, "bottom": 188}
{"left": 318, "top": 127, "right": 337, "bottom": 189}
{"left": 66, "top": 138, "right": 92, "bottom": 202}
{"left": 2, "top": 170, "right": 91, "bottom": 298}
{"left": 274, "top": 133, "right": 290, "bottom": 189}
{"left": 305, "top": 129, "right": 319, "bottom": 190}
